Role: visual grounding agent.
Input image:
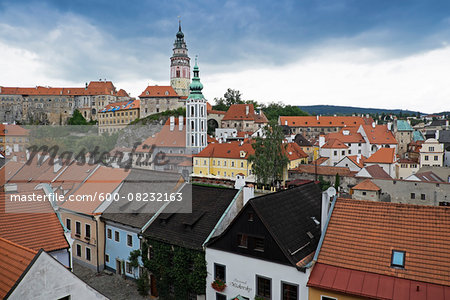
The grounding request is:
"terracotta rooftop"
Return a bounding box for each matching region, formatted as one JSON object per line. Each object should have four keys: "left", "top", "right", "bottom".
{"left": 222, "top": 104, "right": 268, "bottom": 123}
{"left": 136, "top": 117, "right": 186, "bottom": 151}
{"left": 139, "top": 85, "right": 179, "bottom": 98}
{"left": 362, "top": 124, "right": 398, "bottom": 145}
{"left": 286, "top": 143, "right": 308, "bottom": 160}
{"left": 326, "top": 128, "right": 365, "bottom": 144}
{"left": 0, "top": 237, "right": 37, "bottom": 299}
{"left": 194, "top": 140, "right": 255, "bottom": 159}
{"left": 365, "top": 147, "right": 396, "bottom": 164}
{"left": 314, "top": 198, "right": 450, "bottom": 287}
{"left": 280, "top": 116, "right": 372, "bottom": 127}
{"left": 413, "top": 171, "right": 444, "bottom": 183}
{"left": 312, "top": 157, "right": 329, "bottom": 166}
{"left": 99, "top": 99, "right": 139, "bottom": 113}
{"left": 322, "top": 138, "right": 349, "bottom": 149}
{"left": 61, "top": 166, "right": 129, "bottom": 215}
{"left": 352, "top": 179, "right": 381, "bottom": 191}
{"left": 0, "top": 124, "right": 29, "bottom": 136}
{"left": 0, "top": 161, "right": 24, "bottom": 184}
{"left": 356, "top": 164, "right": 392, "bottom": 179}
{"left": 0, "top": 190, "right": 69, "bottom": 252}
{"left": 0, "top": 81, "right": 123, "bottom": 96}
{"left": 345, "top": 155, "right": 365, "bottom": 168}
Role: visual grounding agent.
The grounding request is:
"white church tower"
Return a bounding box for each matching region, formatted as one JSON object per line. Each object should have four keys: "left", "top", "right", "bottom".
{"left": 186, "top": 56, "right": 207, "bottom": 155}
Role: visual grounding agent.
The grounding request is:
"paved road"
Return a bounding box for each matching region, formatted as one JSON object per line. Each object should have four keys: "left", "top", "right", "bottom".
{"left": 73, "top": 261, "right": 149, "bottom": 300}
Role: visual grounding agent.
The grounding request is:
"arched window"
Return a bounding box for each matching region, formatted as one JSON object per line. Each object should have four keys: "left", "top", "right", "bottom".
{"left": 191, "top": 121, "right": 195, "bottom": 130}
{"left": 191, "top": 106, "right": 194, "bottom": 117}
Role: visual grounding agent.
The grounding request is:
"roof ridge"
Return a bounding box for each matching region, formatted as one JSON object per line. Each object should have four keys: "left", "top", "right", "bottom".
{"left": 0, "top": 236, "right": 37, "bottom": 255}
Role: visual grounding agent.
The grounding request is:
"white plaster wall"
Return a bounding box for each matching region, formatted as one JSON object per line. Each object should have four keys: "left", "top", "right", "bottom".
{"left": 49, "top": 248, "right": 70, "bottom": 268}
{"left": 9, "top": 252, "right": 108, "bottom": 300}
{"left": 205, "top": 248, "right": 310, "bottom": 300}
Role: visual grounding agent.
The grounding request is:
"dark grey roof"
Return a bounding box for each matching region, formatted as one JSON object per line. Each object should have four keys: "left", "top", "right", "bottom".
{"left": 101, "top": 168, "right": 184, "bottom": 229}
{"left": 439, "top": 130, "right": 450, "bottom": 145}
{"left": 294, "top": 134, "right": 312, "bottom": 147}
{"left": 249, "top": 182, "right": 322, "bottom": 266}
{"left": 142, "top": 184, "right": 239, "bottom": 250}
{"left": 430, "top": 119, "right": 446, "bottom": 127}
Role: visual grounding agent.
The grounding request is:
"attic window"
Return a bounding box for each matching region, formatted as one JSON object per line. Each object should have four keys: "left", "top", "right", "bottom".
{"left": 391, "top": 250, "right": 405, "bottom": 268}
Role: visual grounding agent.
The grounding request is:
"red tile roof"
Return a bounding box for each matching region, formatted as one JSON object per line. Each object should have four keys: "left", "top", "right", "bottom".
{"left": 312, "top": 157, "right": 329, "bottom": 165}
{"left": 0, "top": 81, "right": 120, "bottom": 96}
{"left": 0, "top": 125, "right": 29, "bottom": 136}
{"left": 99, "top": 99, "right": 139, "bottom": 112}
{"left": 194, "top": 140, "right": 255, "bottom": 159}
{"left": 0, "top": 190, "right": 69, "bottom": 252}
{"left": 326, "top": 127, "right": 365, "bottom": 144}
{"left": 308, "top": 263, "right": 450, "bottom": 300}
{"left": 280, "top": 116, "right": 372, "bottom": 127}
{"left": 352, "top": 179, "right": 381, "bottom": 191}
{"left": 139, "top": 85, "right": 179, "bottom": 98}
{"left": 365, "top": 147, "right": 396, "bottom": 164}
{"left": 362, "top": 124, "right": 398, "bottom": 145}
{"left": 286, "top": 143, "right": 308, "bottom": 160}
{"left": 345, "top": 155, "right": 365, "bottom": 168}
{"left": 136, "top": 117, "right": 186, "bottom": 151}
{"left": 315, "top": 198, "right": 450, "bottom": 288}
{"left": 0, "top": 161, "right": 24, "bottom": 184}
{"left": 222, "top": 104, "right": 268, "bottom": 123}
{"left": 322, "top": 138, "right": 349, "bottom": 149}
{"left": 0, "top": 237, "right": 37, "bottom": 299}
{"left": 61, "top": 166, "right": 129, "bottom": 215}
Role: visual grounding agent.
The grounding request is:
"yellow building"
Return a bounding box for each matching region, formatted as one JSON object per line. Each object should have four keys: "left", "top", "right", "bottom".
{"left": 98, "top": 99, "right": 139, "bottom": 134}
{"left": 193, "top": 141, "right": 307, "bottom": 182}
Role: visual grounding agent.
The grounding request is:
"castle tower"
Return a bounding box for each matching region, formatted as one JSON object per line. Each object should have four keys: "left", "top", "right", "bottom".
{"left": 170, "top": 21, "right": 190, "bottom": 97}
{"left": 186, "top": 57, "right": 207, "bottom": 155}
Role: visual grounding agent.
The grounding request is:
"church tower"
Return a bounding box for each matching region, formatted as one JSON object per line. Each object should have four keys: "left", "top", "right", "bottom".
{"left": 186, "top": 57, "right": 207, "bottom": 155}
{"left": 170, "top": 21, "right": 190, "bottom": 97}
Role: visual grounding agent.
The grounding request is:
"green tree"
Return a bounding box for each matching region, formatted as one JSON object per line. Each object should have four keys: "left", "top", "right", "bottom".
{"left": 213, "top": 88, "right": 245, "bottom": 111}
{"left": 248, "top": 122, "right": 289, "bottom": 187}
{"left": 318, "top": 175, "right": 331, "bottom": 191}
{"left": 262, "top": 102, "right": 308, "bottom": 122}
{"left": 334, "top": 173, "right": 340, "bottom": 191}
{"left": 67, "top": 109, "right": 88, "bottom": 125}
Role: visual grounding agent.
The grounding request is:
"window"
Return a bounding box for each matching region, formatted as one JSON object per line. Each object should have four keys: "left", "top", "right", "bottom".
{"left": 214, "top": 263, "right": 226, "bottom": 281}
{"left": 421, "top": 194, "right": 426, "bottom": 200}
{"left": 241, "top": 162, "right": 244, "bottom": 168}
{"left": 282, "top": 282, "right": 298, "bottom": 300}
{"left": 429, "top": 146, "right": 434, "bottom": 151}
{"left": 248, "top": 213, "right": 254, "bottom": 221}
{"left": 341, "top": 150, "right": 345, "bottom": 155}
{"left": 411, "top": 193, "right": 415, "bottom": 199}
{"left": 66, "top": 218, "right": 71, "bottom": 230}
{"left": 75, "top": 221, "right": 81, "bottom": 236}
{"left": 127, "top": 234, "right": 133, "bottom": 247}
{"left": 237, "top": 234, "right": 248, "bottom": 248}
{"left": 216, "top": 294, "right": 226, "bottom": 300}
{"left": 333, "top": 151, "right": 337, "bottom": 156}
{"left": 391, "top": 250, "right": 405, "bottom": 268}
{"left": 148, "top": 246, "right": 154, "bottom": 260}
{"left": 85, "top": 224, "right": 91, "bottom": 239}
{"left": 362, "top": 191, "right": 367, "bottom": 196}
{"left": 76, "top": 244, "right": 81, "bottom": 257}
{"left": 321, "top": 296, "right": 337, "bottom": 300}
{"left": 256, "top": 275, "right": 271, "bottom": 299}
{"left": 434, "top": 155, "right": 438, "bottom": 161}
{"left": 254, "top": 238, "right": 264, "bottom": 252}
{"left": 126, "top": 262, "right": 133, "bottom": 274}
{"left": 105, "top": 254, "right": 109, "bottom": 263}
{"left": 107, "top": 228, "right": 112, "bottom": 239}
{"left": 425, "top": 155, "right": 429, "bottom": 161}
{"left": 115, "top": 231, "right": 120, "bottom": 242}
{"left": 86, "top": 247, "right": 91, "bottom": 261}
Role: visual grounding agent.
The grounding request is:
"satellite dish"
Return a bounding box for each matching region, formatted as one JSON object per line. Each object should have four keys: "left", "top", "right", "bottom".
{"left": 326, "top": 187, "right": 337, "bottom": 198}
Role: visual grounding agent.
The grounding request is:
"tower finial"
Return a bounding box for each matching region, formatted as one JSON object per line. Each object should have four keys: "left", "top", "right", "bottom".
{"left": 195, "top": 55, "right": 198, "bottom": 66}
{"left": 178, "top": 16, "right": 181, "bottom": 31}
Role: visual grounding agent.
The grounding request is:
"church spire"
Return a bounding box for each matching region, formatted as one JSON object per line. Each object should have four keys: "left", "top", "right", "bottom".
{"left": 188, "top": 56, "right": 204, "bottom": 99}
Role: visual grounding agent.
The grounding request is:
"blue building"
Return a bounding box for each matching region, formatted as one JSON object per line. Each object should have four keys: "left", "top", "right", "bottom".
{"left": 101, "top": 169, "right": 184, "bottom": 278}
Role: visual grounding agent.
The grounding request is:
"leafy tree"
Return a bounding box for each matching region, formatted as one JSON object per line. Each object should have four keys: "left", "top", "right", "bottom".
{"left": 262, "top": 102, "right": 308, "bottom": 122}
{"left": 248, "top": 122, "right": 289, "bottom": 187}
{"left": 67, "top": 109, "right": 88, "bottom": 125}
{"left": 212, "top": 88, "right": 245, "bottom": 111}
{"left": 318, "top": 175, "right": 331, "bottom": 191}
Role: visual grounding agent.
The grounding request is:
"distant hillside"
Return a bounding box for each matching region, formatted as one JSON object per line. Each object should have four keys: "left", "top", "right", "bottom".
{"left": 298, "top": 105, "right": 422, "bottom": 116}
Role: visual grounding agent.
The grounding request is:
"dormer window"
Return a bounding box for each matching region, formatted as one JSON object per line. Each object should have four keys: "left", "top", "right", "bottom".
{"left": 391, "top": 250, "right": 405, "bottom": 268}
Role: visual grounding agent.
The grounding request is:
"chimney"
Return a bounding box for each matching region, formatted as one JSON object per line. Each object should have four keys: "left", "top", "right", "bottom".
{"left": 435, "top": 130, "right": 439, "bottom": 140}
{"left": 316, "top": 115, "right": 319, "bottom": 121}
{"left": 245, "top": 105, "right": 249, "bottom": 115}
{"left": 372, "top": 122, "right": 376, "bottom": 128}
{"left": 319, "top": 135, "right": 325, "bottom": 148}
{"left": 54, "top": 159, "right": 62, "bottom": 173}
{"left": 366, "top": 114, "right": 369, "bottom": 118}
{"left": 357, "top": 154, "right": 360, "bottom": 163}
{"left": 169, "top": 116, "right": 175, "bottom": 131}
{"left": 321, "top": 187, "right": 336, "bottom": 232}
{"left": 242, "top": 185, "right": 254, "bottom": 206}
{"left": 284, "top": 120, "right": 288, "bottom": 126}
{"left": 446, "top": 120, "right": 449, "bottom": 128}
{"left": 387, "top": 122, "right": 392, "bottom": 131}
{"left": 178, "top": 116, "right": 183, "bottom": 131}
{"left": 85, "top": 82, "right": 88, "bottom": 90}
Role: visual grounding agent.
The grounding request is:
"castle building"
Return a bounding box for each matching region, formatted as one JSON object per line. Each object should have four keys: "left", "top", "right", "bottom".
{"left": 186, "top": 57, "right": 207, "bottom": 155}
{"left": 170, "top": 21, "right": 191, "bottom": 97}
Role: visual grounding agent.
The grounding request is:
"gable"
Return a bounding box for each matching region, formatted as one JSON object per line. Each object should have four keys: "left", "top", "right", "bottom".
{"left": 207, "top": 204, "right": 291, "bottom": 266}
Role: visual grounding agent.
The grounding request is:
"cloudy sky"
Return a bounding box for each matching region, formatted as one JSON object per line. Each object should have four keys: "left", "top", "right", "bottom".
{"left": 1, "top": 0, "right": 450, "bottom": 113}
